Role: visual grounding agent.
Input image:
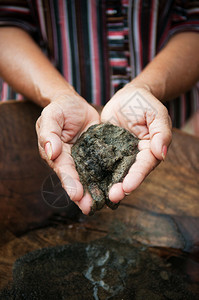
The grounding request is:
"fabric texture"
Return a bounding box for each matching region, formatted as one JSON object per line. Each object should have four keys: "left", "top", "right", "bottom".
{"left": 0, "top": 0, "right": 199, "bottom": 127}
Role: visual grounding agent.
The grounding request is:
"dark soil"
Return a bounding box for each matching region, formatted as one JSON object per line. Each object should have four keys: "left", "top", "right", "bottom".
{"left": 71, "top": 123, "right": 139, "bottom": 215}
{"left": 0, "top": 237, "right": 197, "bottom": 300}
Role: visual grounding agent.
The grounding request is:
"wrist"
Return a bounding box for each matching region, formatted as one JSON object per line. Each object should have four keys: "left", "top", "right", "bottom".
{"left": 34, "top": 80, "right": 78, "bottom": 107}
{"left": 126, "top": 79, "right": 151, "bottom": 93}
{"left": 129, "top": 75, "right": 166, "bottom": 102}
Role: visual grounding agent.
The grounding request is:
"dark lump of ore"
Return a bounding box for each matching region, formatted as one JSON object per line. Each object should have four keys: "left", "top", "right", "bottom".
{"left": 71, "top": 123, "right": 139, "bottom": 215}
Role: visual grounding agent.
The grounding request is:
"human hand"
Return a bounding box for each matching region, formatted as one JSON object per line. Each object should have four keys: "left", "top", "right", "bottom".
{"left": 36, "top": 92, "right": 100, "bottom": 214}
{"left": 101, "top": 83, "right": 172, "bottom": 203}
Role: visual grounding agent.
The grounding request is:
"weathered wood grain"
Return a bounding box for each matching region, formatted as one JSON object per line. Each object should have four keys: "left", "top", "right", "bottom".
{"left": 0, "top": 101, "right": 199, "bottom": 290}
{"left": 0, "top": 101, "right": 52, "bottom": 235}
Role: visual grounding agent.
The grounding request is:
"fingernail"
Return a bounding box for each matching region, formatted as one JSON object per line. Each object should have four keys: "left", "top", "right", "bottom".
{"left": 161, "top": 145, "right": 167, "bottom": 161}
{"left": 125, "top": 192, "right": 131, "bottom": 196}
{"left": 45, "top": 142, "right": 52, "bottom": 160}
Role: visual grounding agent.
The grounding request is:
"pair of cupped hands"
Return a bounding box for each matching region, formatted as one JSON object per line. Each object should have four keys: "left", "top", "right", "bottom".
{"left": 36, "top": 83, "right": 172, "bottom": 215}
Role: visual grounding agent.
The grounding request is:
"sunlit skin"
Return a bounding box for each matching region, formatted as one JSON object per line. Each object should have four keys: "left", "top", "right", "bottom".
{"left": 101, "top": 84, "right": 172, "bottom": 203}
{"left": 0, "top": 28, "right": 199, "bottom": 214}
{"left": 36, "top": 94, "right": 100, "bottom": 215}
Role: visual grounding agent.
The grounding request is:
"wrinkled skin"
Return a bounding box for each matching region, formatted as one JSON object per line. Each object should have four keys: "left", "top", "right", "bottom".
{"left": 71, "top": 123, "right": 139, "bottom": 215}
{"left": 37, "top": 84, "right": 172, "bottom": 215}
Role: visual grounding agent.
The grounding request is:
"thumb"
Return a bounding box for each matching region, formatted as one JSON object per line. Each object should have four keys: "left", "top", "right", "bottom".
{"left": 44, "top": 135, "right": 62, "bottom": 161}
{"left": 36, "top": 105, "right": 63, "bottom": 161}
{"left": 149, "top": 109, "right": 172, "bottom": 161}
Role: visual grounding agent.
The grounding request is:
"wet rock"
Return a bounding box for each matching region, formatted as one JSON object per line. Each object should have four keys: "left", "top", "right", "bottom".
{"left": 71, "top": 123, "right": 139, "bottom": 215}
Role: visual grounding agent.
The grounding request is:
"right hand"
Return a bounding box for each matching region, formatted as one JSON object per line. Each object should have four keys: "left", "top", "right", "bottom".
{"left": 101, "top": 83, "right": 172, "bottom": 202}
{"left": 36, "top": 92, "right": 100, "bottom": 214}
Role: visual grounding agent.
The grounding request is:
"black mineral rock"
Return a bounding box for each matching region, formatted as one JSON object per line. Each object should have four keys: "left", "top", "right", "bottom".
{"left": 71, "top": 123, "right": 139, "bottom": 215}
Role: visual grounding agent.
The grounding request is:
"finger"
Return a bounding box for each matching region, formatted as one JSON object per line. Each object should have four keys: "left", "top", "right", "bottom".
{"left": 100, "top": 102, "right": 121, "bottom": 126}
{"left": 127, "top": 123, "right": 149, "bottom": 139}
{"left": 109, "top": 182, "right": 125, "bottom": 203}
{"left": 123, "top": 149, "right": 159, "bottom": 193}
{"left": 148, "top": 107, "right": 172, "bottom": 161}
{"left": 103, "top": 140, "right": 151, "bottom": 201}
{"left": 138, "top": 139, "right": 150, "bottom": 151}
{"left": 62, "top": 177, "right": 83, "bottom": 202}
{"left": 36, "top": 104, "right": 64, "bottom": 160}
{"left": 38, "top": 141, "right": 84, "bottom": 202}
{"left": 74, "top": 192, "right": 93, "bottom": 215}
{"left": 53, "top": 145, "right": 84, "bottom": 202}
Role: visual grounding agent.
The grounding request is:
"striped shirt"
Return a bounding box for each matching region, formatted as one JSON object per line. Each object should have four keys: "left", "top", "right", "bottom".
{"left": 0, "top": 0, "right": 199, "bottom": 128}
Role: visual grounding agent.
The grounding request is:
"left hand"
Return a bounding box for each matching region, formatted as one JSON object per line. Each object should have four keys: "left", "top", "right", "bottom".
{"left": 101, "top": 82, "right": 172, "bottom": 203}
{"left": 36, "top": 92, "right": 100, "bottom": 214}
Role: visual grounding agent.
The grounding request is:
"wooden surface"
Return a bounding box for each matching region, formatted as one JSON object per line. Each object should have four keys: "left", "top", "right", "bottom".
{"left": 0, "top": 101, "right": 199, "bottom": 289}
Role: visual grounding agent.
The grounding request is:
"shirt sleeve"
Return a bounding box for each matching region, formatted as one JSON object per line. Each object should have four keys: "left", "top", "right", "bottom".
{"left": 159, "top": 1, "right": 199, "bottom": 128}
{"left": 0, "top": 1, "right": 41, "bottom": 44}
{"left": 170, "top": 1, "right": 199, "bottom": 34}
{"left": 0, "top": 1, "right": 43, "bottom": 101}
{"left": 158, "top": 0, "right": 199, "bottom": 50}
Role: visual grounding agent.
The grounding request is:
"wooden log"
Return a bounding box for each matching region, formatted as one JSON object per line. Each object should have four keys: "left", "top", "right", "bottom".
{"left": 0, "top": 101, "right": 199, "bottom": 290}
{"left": 0, "top": 101, "right": 53, "bottom": 238}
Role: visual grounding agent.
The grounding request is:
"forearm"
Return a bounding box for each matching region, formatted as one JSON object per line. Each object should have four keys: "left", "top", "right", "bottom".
{"left": 132, "top": 32, "right": 199, "bottom": 102}
{"left": 0, "top": 27, "right": 75, "bottom": 106}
